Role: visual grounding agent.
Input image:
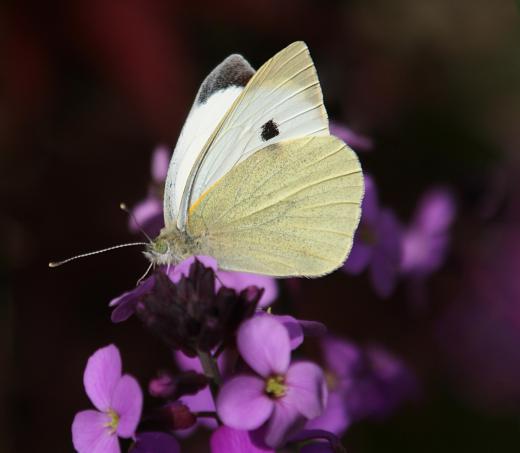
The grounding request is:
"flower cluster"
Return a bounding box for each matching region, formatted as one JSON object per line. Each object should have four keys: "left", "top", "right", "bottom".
{"left": 343, "top": 174, "right": 456, "bottom": 300}
{"left": 71, "top": 137, "right": 454, "bottom": 452}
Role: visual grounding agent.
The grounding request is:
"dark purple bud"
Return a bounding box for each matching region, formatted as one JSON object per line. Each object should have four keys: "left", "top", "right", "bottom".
{"left": 149, "top": 370, "right": 208, "bottom": 399}
{"left": 137, "top": 259, "right": 262, "bottom": 355}
{"left": 155, "top": 402, "right": 197, "bottom": 431}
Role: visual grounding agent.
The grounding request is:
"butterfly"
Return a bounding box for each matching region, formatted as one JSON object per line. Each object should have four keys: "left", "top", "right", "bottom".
{"left": 50, "top": 42, "right": 364, "bottom": 277}
{"left": 144, "top": 41, "right": 364, "bottom": 277}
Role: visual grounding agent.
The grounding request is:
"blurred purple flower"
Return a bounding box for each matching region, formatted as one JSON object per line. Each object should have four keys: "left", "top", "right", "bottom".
{"left": 130, "top": 432, "right": 180, "bottom": 453}
{"left": 401, "top": 188, "right": 456, "bottom": 277}
{"left": 210, "top": 426, "right": 274, "bottom": 453}
{"left": 343, "top": 175, "right": 403, "bottom": 298}
{"left": 349, "top": 345, "right": 418, "bottom": 420}
{"left": 72, "top": 345, "right": 143, "bottom": 453}
{"left": 330, "top": 122, "right": 373, "bottom": 152}
{"left": 217, "top": 316, "right": 327, "bottom": 448}
{"left": 307, "top": 336, "right": 417, "bottom": 436}
{"left": 129, "top": 146, "right": 170, "bottom": 238}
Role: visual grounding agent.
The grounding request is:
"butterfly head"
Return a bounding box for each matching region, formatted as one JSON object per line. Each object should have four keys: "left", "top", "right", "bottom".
{"left": 144, "top": 229, "right": 194, "bottom": 266}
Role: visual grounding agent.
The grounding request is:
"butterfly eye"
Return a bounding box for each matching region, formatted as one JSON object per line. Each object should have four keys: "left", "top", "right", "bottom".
{"left": 153, "top": 239, "right": 169, "bottom": 255}
{"left": 260, "top": 119, "right": 279, "bottom": 141}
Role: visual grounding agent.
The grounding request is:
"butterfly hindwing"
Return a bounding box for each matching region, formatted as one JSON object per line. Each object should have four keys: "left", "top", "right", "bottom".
{"left": 187, "top": 136, "right": 363, "bottom": 277}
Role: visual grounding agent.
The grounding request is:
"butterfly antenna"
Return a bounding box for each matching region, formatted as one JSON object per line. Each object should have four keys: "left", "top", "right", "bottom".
{"left": 136, "top": 261, "right": 154, "bottom": 286}
{"left": 120, "top": 203, "right": 153, "bottom": 242}
{"left": 49, "top": 242, "right": 148, "bottom": 268}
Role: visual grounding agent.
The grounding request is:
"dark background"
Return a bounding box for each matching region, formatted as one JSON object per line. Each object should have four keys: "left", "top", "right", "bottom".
{"left": 3, "top": 1, "right": 520, "bottom": 452}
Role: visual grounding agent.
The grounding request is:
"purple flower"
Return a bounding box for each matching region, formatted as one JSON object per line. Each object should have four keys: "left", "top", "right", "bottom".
{"left": 72, "top": 344, "right": 143, "bottom": 453}
{"left": 172, "top": 349, "right": 237, "bottom": 434}
{"left": 210, "top": 426, "right": 274, "bottom": 453}
{"left": 216, "top": 316, "right": 327, "bottom": 448}
{"left": 129, "top": 146, "right": 170, "bottom": 238}
{"left": 343, "top": 175, "right": 402, "bottom": 298}
{"left": 130, "top": 432, "right": 180, "bottom": 453}
{"left": 330, "top": 121, "right": 373, "bottom": 152}
{"left": 307, "top": 336, "right": 418, "bottom": 435}
{"left": 401, "top": 188, "right": 456, "bottom": 277}
{"left": 305, "top": 337, "right": 358, "bottom": 436}
{"left": 259, "top": 312, "right": 327, "bottom": 350}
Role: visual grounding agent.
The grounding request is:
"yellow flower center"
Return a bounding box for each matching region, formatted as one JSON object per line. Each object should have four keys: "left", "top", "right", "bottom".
{"left": 104, "top": 408, "right": 120, "bottom": 434}
{"left": 265, "top": 375, "right": 287, "bottom": 398}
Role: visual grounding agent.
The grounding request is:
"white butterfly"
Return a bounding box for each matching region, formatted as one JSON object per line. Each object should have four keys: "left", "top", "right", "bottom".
{"left": 50, "top": 42, "right": 364, "bottom": 277}
{"left": 143, "top": 41, "right": 364, "bottom": 277}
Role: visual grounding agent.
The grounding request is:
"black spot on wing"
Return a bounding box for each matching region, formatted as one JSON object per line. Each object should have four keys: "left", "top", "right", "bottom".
{"left": 261, "top": 119, "right": 280, "bottom": 141}
{"left": 197, "top": 54, "right": 255, "bottom": 104}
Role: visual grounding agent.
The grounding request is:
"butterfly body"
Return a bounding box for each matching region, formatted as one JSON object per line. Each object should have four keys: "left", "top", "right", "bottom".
{"left": 148, "top": 41, "right": 364, "bottom": 277}
{"left": 144, "top": 227, "right": 203, "bottom": 266}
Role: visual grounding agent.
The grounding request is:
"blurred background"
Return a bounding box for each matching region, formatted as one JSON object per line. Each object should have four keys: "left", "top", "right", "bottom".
{"left": 2, "top": 0, "right": 520, "bottom": 451}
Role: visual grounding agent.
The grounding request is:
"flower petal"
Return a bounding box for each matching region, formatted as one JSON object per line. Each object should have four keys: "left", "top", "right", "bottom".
{"left": 217, "top": 271, "right": 278, "bottom": 308}
{"left": 264, "top": 401, "right": 307, "bottom": 448}
{"left": 111, "top": 375, "right": 143, "bottom": 438}
{"left": 330, "top": 122, "right": 373, "bottom": 151}
{"left": 168, "top": 256, "right": 218, "bottom": 283}
{"left": 72, "top": 410, "right": 120, "bottom": 453}
{"left": 320, "top": 336, "right": 361, "bottom": 378}
{"left": 216, "top": 375, "right": 274, "bottom": 430}
{"left": 370, "top": 208, "right": 402, "bottom": 298}
{"left": 109, "top": 277, "right": 155, "bottom": 323}
{"left": 238, "top": 316, "right": 291, "bottom": 376}
{"left": 151, "top": 146, "right": 170, "bottom": 183}
{"left": 299, "top": 320, "right": 327, "bottom": 339}
{"left": 210, "top": 426, "right": 275, "bottom": 453}
{"left": 361, "top": 175, "right": 379, "bottom": 224}
{"left": 285, "top": 362, "right": 327, "bottom": 419}
{"left": 343, "top": 240, "right": 373, "bottom": 274}
{"left": 131, "top": 432, "right": 180, "bottom": 453}
{"left": 84, "top": 345, "right": 122, "bottom": 411}
{"left": 305, "top": 391, "right": 351, "bottom": 436}
{"left": 129, "top": 198, "right": 164, "bottom": 238}
{"left": 273, "top": 315, "right": 304, "bottom": 350}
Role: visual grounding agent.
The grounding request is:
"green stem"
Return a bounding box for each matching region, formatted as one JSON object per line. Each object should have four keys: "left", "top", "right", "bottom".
{"left": 197, "top": 349, "right": 222, "bottom": 402}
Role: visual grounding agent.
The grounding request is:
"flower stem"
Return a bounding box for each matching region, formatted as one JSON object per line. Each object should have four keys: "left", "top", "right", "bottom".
{"left": 197, "top": 349, "right": 222, "bottom": 402}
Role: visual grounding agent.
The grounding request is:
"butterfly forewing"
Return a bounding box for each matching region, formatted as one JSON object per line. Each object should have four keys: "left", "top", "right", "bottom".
{"left": 177, "top": 41, "right": 329, "bottom": 230}
{"left": 163, "top": 55, "right": 255, "bottom": 228}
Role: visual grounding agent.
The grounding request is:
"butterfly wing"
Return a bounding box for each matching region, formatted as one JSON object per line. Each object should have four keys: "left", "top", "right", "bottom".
{"left": 176, "top": 41, "right": 329, "bottom": 230}
{"left": 163, "top": 54, "right": 255, "bottom": 228}
{"left": 187, "top": 136, "right": 363, "bottom": 277}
